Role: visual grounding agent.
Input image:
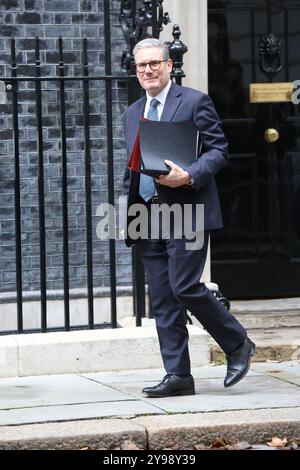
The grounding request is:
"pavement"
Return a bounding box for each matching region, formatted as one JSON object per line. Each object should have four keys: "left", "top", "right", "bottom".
{"left": 0, "top": 360, "right": 300, "bottom": 449}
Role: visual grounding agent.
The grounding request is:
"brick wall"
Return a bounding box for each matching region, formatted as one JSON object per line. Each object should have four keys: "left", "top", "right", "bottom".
{"left": 0, "top": 0, "right": 132, "bottom": 293}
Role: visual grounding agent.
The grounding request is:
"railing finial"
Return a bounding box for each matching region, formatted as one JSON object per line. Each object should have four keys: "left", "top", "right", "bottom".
{"left": 168, "top": 24, "right": 188, "bottom": 82}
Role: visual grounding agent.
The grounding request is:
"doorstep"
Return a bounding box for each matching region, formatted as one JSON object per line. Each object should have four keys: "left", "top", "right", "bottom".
{"left": 0, "top": 325, "right": 210, "bottom": 378}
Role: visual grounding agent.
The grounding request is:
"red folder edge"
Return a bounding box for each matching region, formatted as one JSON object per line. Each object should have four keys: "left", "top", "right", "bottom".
{"left": 127, "top": 117, "right": 148, "bottom": 173}
{"left": 127, "top": 129, "right": 141, "bottom": 172}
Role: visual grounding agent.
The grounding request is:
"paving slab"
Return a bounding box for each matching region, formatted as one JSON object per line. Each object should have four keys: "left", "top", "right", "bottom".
{"left": 0, "top": 374, "right": 133, "bottom": 410}
{"left": 251, "top": 360, "right": 300, "bottom": 386}
{"left": 0, "top": 364, "right": 299, "bottom": 430}
{"left": 0, "top": 400, "right": 163, "bottom": 426}
{"left": 109, "top": 374, "right": 300, "bottom": 414}
{"left": 81, "top": 368, "right": 168, "bottom": 384}
{"left": 82, "top": 364, "right": 261, "bottom": 384}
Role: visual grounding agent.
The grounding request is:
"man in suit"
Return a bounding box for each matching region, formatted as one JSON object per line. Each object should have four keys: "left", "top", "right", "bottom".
{"left": 123, "top": 38, "right": 255, "bottom": 398}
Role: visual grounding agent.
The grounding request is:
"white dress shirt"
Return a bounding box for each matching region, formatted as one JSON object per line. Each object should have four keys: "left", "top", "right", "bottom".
{"left": 143, "top": 80, "right": 172, "bottom": 120}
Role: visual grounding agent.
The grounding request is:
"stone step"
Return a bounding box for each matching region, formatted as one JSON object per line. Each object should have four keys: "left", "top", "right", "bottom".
{"left": 210, "top": 327, "right": 300, "bottom": 363}
{"left": 0, "top": 325, "right": 210, "bottom": 378}
{"left": 120, "top": 317, "right": 300, "bottom": 364}
{"left": 230, "top": 298, "right": 300, "bottom": 329}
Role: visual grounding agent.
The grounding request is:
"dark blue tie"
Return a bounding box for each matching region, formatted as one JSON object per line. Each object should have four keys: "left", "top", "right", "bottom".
{"left": 139, "top": 98, "right": 159, "bottom": 202}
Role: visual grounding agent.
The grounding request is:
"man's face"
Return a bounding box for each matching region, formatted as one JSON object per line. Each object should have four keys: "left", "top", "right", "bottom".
{"left": 135, "top": 47, "right": 173, "bottom": 97}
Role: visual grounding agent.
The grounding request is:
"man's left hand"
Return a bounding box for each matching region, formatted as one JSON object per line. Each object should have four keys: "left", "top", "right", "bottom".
{"left": 155, "top": 160, "right": 192, "bottom": 188}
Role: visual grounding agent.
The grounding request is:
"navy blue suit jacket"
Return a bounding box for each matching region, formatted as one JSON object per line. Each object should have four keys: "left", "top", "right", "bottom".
{"left": 123, "top": 82, "right": 228, "bottom": 246}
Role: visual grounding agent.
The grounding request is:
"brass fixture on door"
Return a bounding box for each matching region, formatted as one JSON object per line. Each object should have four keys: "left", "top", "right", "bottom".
{"left": 264, "top": 128, "right": 279, "bottom": 143}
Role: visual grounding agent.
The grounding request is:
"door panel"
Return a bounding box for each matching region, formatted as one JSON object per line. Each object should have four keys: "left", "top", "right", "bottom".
{"left": 208, "top": 0, "right": 300, "bottom": 298}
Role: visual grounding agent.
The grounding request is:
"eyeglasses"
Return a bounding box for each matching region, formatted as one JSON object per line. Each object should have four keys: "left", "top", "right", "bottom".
{"left": 135, "top": 60, "right": 167, "bottom": 73}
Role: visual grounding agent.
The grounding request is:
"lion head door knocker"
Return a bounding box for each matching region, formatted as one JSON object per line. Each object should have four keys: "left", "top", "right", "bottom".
{"left": 259, "top": 33, "right": 283, "bottom": 80}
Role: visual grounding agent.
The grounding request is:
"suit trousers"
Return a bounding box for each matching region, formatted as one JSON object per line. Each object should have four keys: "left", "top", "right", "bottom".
{"left": 139, "top": 231, "right": 247, "bottom": 375}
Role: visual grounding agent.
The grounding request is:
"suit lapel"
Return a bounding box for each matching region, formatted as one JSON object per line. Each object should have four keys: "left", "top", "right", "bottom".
{"left": 127, "top": 96, "right": 146, "bottom": 203}
{"left": 135, "top": 95, "right": 146, "bottom": 121}
{"left": 160, "top": 82, "right": 182, "bottom": 122}
{"left": 128, "top": 96, "right": 146, "bottom": 153}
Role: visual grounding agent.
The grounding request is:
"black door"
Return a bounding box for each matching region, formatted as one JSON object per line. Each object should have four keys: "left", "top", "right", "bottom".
{"left": 208, "top": 0, "right": 300, "bottom": 298}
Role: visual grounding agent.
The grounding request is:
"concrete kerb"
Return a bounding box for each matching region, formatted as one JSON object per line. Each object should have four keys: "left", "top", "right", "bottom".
{"left": 0, "top": 419, "right": 147, "bottom": 451}
{"left": 0, "top": 408, "right": 300, "bottom": 450}
{"left": 134, "top": 408, "right": 300, "bottom": 449}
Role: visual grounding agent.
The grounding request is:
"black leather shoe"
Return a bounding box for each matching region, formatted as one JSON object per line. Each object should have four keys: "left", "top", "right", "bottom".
{"left": 224, "top": 337, "right": 256, "bottom": 388}
{"left": 142, "top": 374, "right": 195, "bottom": 398}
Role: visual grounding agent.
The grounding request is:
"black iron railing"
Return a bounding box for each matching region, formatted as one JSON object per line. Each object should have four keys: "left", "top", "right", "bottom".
{"left": 3, "top": 53, "right": 134, "bottom": 333}
{"left": 0, "top": 2, "right": 187, "bottom": 334}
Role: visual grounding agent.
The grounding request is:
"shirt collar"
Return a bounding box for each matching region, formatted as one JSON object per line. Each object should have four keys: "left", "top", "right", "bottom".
{"left": 146, "top": 80, "right": 172, "bottom": 107}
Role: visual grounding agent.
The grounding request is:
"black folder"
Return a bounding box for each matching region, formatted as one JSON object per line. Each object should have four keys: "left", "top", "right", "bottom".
{"left": 139, "top": 120, "right": 201, "bottom": 177}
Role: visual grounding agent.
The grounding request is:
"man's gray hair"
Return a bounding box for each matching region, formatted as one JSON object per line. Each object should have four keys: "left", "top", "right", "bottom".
{"left": 133, "top": 38, "right": 170, "bottom": 61}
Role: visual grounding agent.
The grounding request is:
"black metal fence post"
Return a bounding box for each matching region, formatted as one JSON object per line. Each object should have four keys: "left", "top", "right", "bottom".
{"left": 152, "top": 0, "right": 159, "bottom": 38}
{"left": 104, "top": 1, "right": 117, "bottom": 328}
{"left": 58, "top": 36, "right": 70, "bottom": 330}
{"left": 35, "top": 36, "right": 47, "bottom": 332}
{"left": 10, "top": 37, "right": 23, "bottom": 332}
{"left": 82, "top": 37, "right": 95, "bottom": 329}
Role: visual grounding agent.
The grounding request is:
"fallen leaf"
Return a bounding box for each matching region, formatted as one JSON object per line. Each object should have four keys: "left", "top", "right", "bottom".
{"left": 288, "top": 438, "right": 300, "bottom": 446}
{"left": 194, "top": 443, "right": 210, "bottom": 450}
{"left": 120, "top": 440, "right": 143, "bottom": 450}
{"left": 210, "top": 437, "right": 233, "bottom": 448}
{"left": 267, "top": 436, "right": 288, "bottom": 448}
{"left": 288, "top": 441, "right": 298, "bottom": 450}
{"left": 225, "top": 441, "right": 252, "bottom": 450}
{"left": 163, "top": 443, "right": 180, "bottom": 450}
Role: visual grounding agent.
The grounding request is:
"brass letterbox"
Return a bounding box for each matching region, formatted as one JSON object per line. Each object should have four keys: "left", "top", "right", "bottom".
{"left": 249, "top": 82, "right": 293, "bottom": 103}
